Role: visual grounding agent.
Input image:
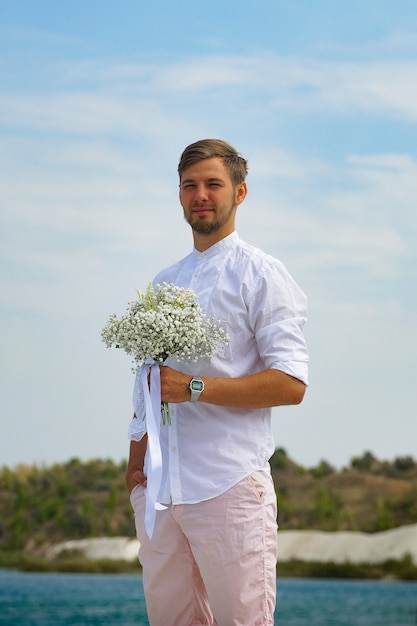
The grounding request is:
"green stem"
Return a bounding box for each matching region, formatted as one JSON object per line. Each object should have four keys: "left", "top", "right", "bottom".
{"left": 161, "top": 402, "right": 171, "bottom": 425}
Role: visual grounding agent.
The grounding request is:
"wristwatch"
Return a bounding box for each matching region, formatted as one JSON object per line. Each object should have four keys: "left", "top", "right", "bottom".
{"left": 189, "top": 377, "right": 204, "bottom": 402}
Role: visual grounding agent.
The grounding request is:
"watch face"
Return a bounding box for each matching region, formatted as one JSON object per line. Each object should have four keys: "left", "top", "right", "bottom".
{"left": 191, "top": 380, "right": 204, "bottom": 392}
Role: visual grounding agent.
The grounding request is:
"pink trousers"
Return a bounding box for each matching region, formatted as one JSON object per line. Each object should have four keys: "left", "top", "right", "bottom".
{"left": 130, "top": 471, "right": 278, "bottom": 626}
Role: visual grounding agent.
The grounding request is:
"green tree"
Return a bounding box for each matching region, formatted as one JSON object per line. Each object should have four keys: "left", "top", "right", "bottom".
{"left": 310, "top": 460, "right": 335, "bottom": 478}
{"left": 270, "top": 447, "right": 288, "bottom": 469}
{"left": 350, "top": 451, "right": 377, "bottom": 473}
{"left": 315, "top": 487, "right": 341, "bottom": 529}
{"left": 375, "top": 498, "right": 394, "bottom": 531}
{"left": 105, "top": 485, "right": 118, "bottom": 513}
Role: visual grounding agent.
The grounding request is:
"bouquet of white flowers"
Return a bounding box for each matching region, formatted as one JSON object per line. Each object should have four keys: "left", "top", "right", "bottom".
{"left": 101, "top": 282, "right": 228, "bottom": 424}
{"left": 101, "top": 281, "right": 228, "bottom": 368}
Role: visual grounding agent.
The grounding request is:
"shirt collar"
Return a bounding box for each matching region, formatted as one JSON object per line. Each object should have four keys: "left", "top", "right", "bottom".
{"left": 192, "top": 231, "right": 239, "bottom": 261}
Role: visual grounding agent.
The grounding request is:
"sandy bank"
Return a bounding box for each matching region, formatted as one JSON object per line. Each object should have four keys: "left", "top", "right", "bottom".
{"left": 45, "top": 537, "right": 140, "bottom": 562}
{"left": 277, "top": 524, "right": 417, "bottom": 563}
{"left": 45, "top": 524, "right": 417, "bottom": 564}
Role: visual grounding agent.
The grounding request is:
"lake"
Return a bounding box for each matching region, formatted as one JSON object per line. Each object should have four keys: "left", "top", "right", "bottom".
{"left": 0, "top": 569, "right": 416, "bottom": 625}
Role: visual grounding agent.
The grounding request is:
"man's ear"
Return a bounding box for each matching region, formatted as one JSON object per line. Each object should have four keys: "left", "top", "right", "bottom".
{"left": 235, "top": 182, "right": 247, "bottom": 206}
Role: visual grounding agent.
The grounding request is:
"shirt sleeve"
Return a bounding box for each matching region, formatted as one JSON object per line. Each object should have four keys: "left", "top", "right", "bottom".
{"left": 127, "top": 416, "right": 147, "bottom": 442}
{"left": 249, "top": 259, "right": 309, "bottom": 385}
{"left": 128, "top": 366, "right": 148, "bottom": 441}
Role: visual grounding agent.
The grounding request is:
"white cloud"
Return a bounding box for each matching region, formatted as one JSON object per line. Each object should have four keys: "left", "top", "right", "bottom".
{"left": 1, "top": 54, "right": 417, "bottom": 140}
{"left": 149, "top": 55, "right": 417, "bottom": 121}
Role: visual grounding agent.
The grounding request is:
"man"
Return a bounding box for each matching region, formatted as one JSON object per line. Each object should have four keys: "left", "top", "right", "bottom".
{"left": 126, "top": 139, "right": 309, "bottom": 626}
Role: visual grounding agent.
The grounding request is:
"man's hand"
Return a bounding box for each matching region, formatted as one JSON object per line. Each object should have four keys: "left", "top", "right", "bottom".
{"left": 159, "top": 365, "right": 191, "bottom": 403}
{"left": 125, "top": 436, "right": 148, "bottom": 494}
{"left": 125, "top": 467, "right": 147, "bottom": 493}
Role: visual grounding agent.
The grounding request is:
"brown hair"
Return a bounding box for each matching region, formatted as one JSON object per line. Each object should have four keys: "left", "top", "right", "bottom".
{"left": 178, "top": 139, "right": 248, "bottom": 187}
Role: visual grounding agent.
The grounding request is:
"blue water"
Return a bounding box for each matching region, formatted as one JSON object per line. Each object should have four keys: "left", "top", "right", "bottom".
{"left": 0, "top": 569, "right": 416, "bottom": 625}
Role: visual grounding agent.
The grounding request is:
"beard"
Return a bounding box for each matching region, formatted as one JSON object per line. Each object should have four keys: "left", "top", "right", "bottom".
{"left": 184, "top": 202, "right": 235, "bottom": 235}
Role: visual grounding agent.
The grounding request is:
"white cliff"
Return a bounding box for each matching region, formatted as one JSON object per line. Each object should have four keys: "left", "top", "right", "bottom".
{"left": 45, "top": 524, "right": 417, "bottom": 564}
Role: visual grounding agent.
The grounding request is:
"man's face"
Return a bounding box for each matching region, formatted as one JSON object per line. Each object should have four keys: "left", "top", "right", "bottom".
{"left": 179, "top": 157, "right": 246, "bottom": 239}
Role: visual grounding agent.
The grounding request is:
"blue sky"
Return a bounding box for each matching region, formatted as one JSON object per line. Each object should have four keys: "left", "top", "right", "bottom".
{"left": 1, "top": 0, "right": 416, "bottom": 469}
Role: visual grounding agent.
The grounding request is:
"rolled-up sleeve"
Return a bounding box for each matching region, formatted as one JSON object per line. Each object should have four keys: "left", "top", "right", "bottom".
{"left": 250, "top": 261, "right": 309, "bottom": 385}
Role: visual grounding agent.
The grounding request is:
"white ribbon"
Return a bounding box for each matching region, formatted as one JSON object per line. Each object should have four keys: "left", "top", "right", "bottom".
{"left": 136, "top": 360, "right": 167, "bottom": 539}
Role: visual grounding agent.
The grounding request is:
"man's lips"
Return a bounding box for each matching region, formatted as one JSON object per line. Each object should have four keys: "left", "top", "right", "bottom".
{"left": 191, "top": 206, "right": 214, "bottom": 216}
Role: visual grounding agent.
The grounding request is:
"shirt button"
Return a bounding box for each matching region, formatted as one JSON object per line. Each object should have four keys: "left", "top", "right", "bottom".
{"left": 171, "top": 446, "right": 177, "bottom": 453}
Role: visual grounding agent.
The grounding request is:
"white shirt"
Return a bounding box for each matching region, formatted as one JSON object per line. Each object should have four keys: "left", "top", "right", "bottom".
{"left": 133, "top": 231, "right": 308, "bottom": 505}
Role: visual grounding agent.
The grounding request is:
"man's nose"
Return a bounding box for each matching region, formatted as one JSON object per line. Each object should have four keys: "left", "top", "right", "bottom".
{"left": 194, "top": 184, "right": 209, "bottom": 201}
